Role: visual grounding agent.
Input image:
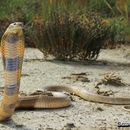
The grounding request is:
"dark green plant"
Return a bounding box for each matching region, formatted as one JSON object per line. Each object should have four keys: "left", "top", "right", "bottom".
{"left": 108, "top": 18, "right": 126, "bottom": 45}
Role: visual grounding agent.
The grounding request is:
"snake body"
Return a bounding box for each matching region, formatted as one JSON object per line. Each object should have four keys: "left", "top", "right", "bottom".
{"left": 0, "top": 22, "right": 130, "bottom": 121}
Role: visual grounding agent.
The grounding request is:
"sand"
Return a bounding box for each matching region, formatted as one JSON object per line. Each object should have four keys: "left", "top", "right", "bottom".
{"left": 0, "top": 45, "right": 130, "bottom": 130}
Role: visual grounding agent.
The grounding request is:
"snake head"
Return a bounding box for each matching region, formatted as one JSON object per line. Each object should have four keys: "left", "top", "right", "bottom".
{"left": 7, "top": 22, "right": 24, "bottom": 33}
{"left": 9, "top": 22, "right": 23, "bottom": 28}
{"left": 1, "top": 22, "right": 24, "bottom": 43}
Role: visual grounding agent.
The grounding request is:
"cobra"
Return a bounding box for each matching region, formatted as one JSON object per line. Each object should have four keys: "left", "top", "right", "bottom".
{"left": 0, "top": 22, "right": 130, "bottom": 121}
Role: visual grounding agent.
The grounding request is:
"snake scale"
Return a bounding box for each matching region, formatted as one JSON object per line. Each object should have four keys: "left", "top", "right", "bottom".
{"left": 0, "top": 22, "right": 130, "bottom": 121}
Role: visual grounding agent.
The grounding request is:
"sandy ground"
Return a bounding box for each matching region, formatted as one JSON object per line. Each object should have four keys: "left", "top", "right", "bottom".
{"left": 0, "top": 46, "right": 130, "bottom": 130}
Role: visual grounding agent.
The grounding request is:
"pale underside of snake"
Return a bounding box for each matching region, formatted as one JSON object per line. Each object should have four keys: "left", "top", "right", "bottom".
{"left": 0, "top": 22, "right": 130, "bottom": 121}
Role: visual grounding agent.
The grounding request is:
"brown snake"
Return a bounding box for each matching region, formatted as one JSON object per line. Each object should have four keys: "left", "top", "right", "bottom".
{"left": 0, "top": 22, "right": 129, "bottom": 121}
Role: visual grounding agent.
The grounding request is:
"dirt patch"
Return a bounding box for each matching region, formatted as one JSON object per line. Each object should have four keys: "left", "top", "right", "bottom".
{"left": 0, "top": 46, "right": 130, "bottom": 130}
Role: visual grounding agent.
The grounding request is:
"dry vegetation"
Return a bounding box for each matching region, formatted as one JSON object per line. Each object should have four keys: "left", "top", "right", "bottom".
{"left": 32, "top": 11, "right": 109, "bottom": 60}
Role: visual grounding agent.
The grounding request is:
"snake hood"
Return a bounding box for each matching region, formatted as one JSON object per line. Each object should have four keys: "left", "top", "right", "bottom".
{"left": 1, "top": 22, "right": 24, "bottom": 43}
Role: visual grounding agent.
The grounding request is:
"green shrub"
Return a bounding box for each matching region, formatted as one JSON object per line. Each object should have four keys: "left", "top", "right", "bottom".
{"left": 108, "top": 18, "right": 127, "bottom": 44}
{"left": 31, "top": 11, "right": 109, "bottom": 60}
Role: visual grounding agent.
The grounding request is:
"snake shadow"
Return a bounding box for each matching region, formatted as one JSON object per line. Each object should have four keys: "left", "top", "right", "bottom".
{"left": 1, "top": 119, "right": 32, "bottom": 130}
{"left": 0, "top": 105, "right": 73, "bottom": 130}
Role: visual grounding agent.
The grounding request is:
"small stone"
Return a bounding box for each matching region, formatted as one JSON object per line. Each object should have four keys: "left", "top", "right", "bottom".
{"left": 15, "top": 124, "right": 24, "bottom": 128}
{"left": 96, "top": 107, "right": 104, "bottom": 111}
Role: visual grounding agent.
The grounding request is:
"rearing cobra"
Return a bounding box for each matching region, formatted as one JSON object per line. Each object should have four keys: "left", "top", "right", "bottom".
{"left": 0, "top": 22, "right": 130, "bottom": 121}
